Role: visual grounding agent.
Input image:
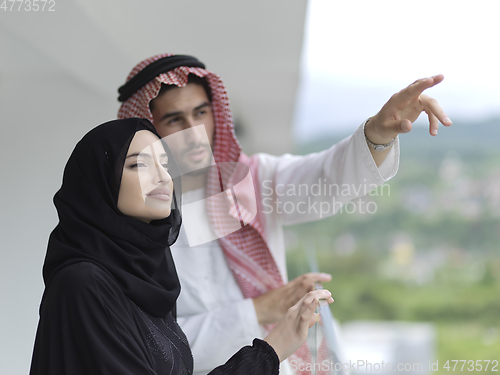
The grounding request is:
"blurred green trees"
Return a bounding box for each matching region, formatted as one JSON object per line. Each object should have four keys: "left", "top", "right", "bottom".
{"left": 287, "top": 118, "right": 500, "bottom": 373}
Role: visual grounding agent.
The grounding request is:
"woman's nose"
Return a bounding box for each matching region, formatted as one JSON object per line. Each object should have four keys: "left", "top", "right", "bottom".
{"left": 155, "top": 165, "right": 171, "bottom": 184}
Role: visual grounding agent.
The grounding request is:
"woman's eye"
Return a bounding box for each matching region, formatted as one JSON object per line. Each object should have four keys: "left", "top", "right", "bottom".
{"left": 130, "top": 162, "right": 147, "bottom": 169}
{"left": 162, "top": 164, "right": 169, "bottom": 170}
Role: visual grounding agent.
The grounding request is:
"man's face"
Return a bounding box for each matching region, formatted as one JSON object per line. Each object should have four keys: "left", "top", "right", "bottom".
{"left": 150, "top": 83, "right": 215, "bottom": 175}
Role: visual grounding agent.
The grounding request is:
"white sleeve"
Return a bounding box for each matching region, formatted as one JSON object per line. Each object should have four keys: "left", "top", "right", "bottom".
{"left": 258, "top": 120, "right": 400, "bottom": 226}
{"left": 177, "top": 298, "right": 262, "bottom": 375}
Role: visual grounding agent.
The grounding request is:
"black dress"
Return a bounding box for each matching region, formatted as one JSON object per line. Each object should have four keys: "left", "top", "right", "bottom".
{"left": 30, "top": 262, "right": 279, "bottom": 375}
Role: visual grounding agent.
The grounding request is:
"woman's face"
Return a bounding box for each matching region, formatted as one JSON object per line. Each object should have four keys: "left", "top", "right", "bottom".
{"left": 117, "top": 130, "right": 174, "bottom": 223}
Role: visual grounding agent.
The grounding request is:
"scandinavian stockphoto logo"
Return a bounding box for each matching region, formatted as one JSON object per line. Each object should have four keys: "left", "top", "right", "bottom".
{"left": 261, "top": 178, "right": 390, "bottom": 218}
{"left": 138, "top": 125, "right": 389, "bottom": 247}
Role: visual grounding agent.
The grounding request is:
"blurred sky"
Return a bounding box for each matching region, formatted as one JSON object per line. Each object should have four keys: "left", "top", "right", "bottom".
{"left": 294, "top": 0, "right": 500, "bottom": 142}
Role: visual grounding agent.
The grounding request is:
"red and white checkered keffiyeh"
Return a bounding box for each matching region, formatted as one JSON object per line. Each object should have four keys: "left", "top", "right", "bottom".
{"left": 118, "top": 53, "right": 323, "bottom": 374}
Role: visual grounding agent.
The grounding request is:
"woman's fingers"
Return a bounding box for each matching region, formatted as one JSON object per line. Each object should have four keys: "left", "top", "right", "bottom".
{"left": 296, "top": 293, "right": 320, "bottom": 335}
{"left": 263, "top": 289, "right": 334, "bottom": 362}
{"left": 308, "top": 313, "right": 320, "bottom": 329}
{"left": 254, "top": 272, "right": 333, "bottom": 325}
{"left": 296, "top": 290, "right": 333, "bottom": 328}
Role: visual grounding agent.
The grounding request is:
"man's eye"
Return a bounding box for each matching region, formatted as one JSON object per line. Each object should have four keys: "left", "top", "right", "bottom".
{"left": 168, "top": 117, "right": 181, "bottom": 125}
{"left": 196, "top": 110, "right": 206, "bottom": 116}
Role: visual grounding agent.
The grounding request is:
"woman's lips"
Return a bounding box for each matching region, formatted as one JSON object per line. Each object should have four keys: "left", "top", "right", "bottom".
{"left": 147, "top": 188, "right": 171, "bottom": 201}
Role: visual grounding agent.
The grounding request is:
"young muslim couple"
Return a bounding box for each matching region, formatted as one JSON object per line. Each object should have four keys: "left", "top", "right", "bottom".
{"left": 30, "top": 54, "right": 452, "bottom": 375}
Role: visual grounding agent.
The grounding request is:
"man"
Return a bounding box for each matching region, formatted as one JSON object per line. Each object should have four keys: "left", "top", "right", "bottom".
{"left": 117, "top": 54, "right": 451, "bottom": 374}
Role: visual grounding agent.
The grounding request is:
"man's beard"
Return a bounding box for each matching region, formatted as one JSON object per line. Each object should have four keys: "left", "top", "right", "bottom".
{"left": 182, "top": 166, "right": 211, "bottom": 177}
{"left": 175, "top": 143, "right": 213, "bottom": 176}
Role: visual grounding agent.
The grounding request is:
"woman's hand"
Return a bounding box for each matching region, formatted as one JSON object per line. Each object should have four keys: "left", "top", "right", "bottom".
{"left": 253, "top": 272, "right": 332, "bottom": 325}
{"left": 263, "top": 289, "right": 334, "bottom": 362}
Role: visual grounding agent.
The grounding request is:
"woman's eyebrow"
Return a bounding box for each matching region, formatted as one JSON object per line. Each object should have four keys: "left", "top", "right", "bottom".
{"left": 126, "top": 152, "right": 168, "bottom": 160}
{"left": 126, "top": 152, "right": 151, "bottom": 159}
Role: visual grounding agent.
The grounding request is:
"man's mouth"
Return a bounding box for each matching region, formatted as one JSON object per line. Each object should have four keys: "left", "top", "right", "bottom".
{"left": 185, "top": 147, "right": 208, "bottom": 162}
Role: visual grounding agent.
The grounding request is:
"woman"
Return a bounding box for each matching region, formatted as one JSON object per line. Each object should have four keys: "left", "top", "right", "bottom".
{"left": 30, "top": 118, "right": 333, "bottom": 374}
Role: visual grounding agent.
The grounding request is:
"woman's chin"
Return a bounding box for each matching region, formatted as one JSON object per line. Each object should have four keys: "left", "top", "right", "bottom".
{"left": 145, "top": 197, "right": 172, "bottom": 210}
{"left": 143, "top": 205, "right": 172, "bottom": 221}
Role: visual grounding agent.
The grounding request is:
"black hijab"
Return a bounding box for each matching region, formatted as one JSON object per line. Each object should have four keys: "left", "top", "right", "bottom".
{"left": 42, "top": 118, "right": 182, "bottom": 317}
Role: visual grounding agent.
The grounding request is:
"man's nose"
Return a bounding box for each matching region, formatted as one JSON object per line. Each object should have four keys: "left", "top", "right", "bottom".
{"left": 183, "top": 122, "right": 205, "bottom": 145}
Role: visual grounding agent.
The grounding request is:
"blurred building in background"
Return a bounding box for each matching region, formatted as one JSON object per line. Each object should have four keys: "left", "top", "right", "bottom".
{"left": 342, "top": 321, "right": 435, "bottom": 375}
{"left": 1, "top": 0, "right": 307, "bottom": 154}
